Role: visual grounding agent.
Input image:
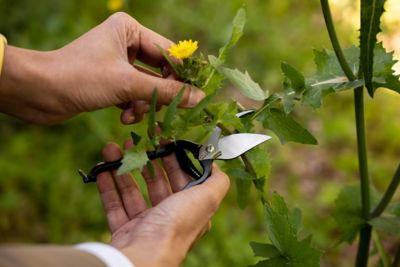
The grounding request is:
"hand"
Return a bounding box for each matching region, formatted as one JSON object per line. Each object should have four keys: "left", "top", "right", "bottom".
{"left": 0, "top": 12, "right": 204, "bottom": 124}
{"left": 96, "top": 141, "right": 230, "bottom": 267}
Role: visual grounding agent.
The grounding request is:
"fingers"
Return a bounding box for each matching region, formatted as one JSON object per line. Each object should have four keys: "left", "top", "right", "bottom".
{"left": 96, "top": 143, "right": 129, "bottom": 232}
{"left": 128, "top": 69, "right": 205, "bottom": 108}
{"left": 162, "top": 153, "right": 191, "bottom": 192}
{"left": 120, "top": 101, "right": 148, "bottom": 124}
{"left": 142, "top": 159, "right": 173, "bottom": 206}
{"left": 117, "top": 140, "right": 148, "bottom": 218}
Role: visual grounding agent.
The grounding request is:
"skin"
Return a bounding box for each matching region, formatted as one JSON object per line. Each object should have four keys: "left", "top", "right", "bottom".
{"left": 0, "top": 12, "right": 205, "bottom": 125}
{"left": 98, "top": 141, "right": 230, "bottom": 267}
{"left": 0, "top": 12, "right": 230, "bottom": 266}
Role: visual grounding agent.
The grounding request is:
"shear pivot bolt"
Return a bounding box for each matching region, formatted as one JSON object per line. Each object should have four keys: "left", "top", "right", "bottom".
{"left": 206, "top": 144, "right": 215, "bottom": 153}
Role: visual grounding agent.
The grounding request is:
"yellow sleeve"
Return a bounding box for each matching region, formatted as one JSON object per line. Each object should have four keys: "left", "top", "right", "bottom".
{"left": 0, "top": 34, "right": 7, "bottom": 76}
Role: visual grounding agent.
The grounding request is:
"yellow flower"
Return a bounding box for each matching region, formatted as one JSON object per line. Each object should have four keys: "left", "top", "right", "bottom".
{"left": 107, "top": 0, "right": 123, "bottom": 12}
{"left": 168, "top": 40, "right": 198, "bottom": 59}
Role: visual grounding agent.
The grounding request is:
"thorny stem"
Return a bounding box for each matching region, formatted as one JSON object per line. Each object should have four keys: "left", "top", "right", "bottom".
{"left": 320, "top": 1, "right": 372, "bottom": 266}
{"left": 372, "top": 164, "right": 400, "bottom": 218}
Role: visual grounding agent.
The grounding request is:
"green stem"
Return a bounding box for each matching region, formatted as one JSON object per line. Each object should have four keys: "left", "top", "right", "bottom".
{"left": 320, "top": 1, "right": 371, "bottom": 266}
{"left": 372, "top": 164, "right": 400, "bottom": 218}
{"left": 372, "top": 230, "right": 390, "bottom": 267}
{"left": 320, "top": 0, "right": 356, "bottom": 81}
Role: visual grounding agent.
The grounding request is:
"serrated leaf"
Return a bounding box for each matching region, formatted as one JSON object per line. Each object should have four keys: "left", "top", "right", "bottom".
{"left": 372, "top": 43, "right": 400, "bottom": 94}
{"left": 261, "top": 192, "right": 322, "bottom": 267}
{"left": 162, "top": 88, "right": 184, "bottom": 138}
{"left": 117, "top": 147, "right": 149, "bottom": 175}
{"left": 259, "top": 108, "right": 317, "bottom": 145}
{"left": 218, "top": 7, "right": 246, "bottom": 63}
{"left": 281, "top": 62, "right": 305, "bottom": 113}
{"left": 245, "top": 146, "right": 271, "bottom": 181}
{"left": 359, "top": 0, "right": 385, "bottom": 97}
{"left": 220, "top": 67, "right": 267, "bottom": 101}
{"left": 369, "top": 216, "right": 400, "bottom": 237}
{"left": 304, "top": 47, "right": 359, "bottom": 108}
{"left": 249, "top": 242, "right": 280, "bottom": 258}
{"left": 333, "top": 185, "right": 365, "bottom": 243}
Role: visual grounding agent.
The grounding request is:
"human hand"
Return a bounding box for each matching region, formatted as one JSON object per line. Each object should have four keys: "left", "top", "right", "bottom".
{"left": 0, "top": 12, "right": 204, "bottom": 124}
{"left": 96, "top": 141, "right": 230, "bottom": 267}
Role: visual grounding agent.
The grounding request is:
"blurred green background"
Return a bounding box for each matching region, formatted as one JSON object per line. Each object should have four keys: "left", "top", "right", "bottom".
{"left": 1, "top": 0, "right": 399, "bottom": 266}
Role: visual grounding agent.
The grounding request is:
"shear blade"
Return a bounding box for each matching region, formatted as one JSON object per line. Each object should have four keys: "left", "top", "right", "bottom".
{"left": 217, "top": 134, "right": 271, "bottom": 160}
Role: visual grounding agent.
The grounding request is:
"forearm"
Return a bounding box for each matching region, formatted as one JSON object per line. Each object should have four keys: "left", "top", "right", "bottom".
{"left": 0, "top": 46, "right": 62, "bottom": 123}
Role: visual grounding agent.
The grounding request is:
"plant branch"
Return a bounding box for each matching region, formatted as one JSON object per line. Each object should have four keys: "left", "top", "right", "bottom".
{"left": 320, "top": 1, "right": 371, "bottom": 266}
{"left": 372, "top": 163, "right": 400, "bottom": 218}
{"left": 320, "top": 0, "right": 356, "bottom": 81}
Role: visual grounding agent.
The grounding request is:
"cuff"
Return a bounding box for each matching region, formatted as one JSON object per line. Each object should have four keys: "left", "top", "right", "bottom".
{"left": 75, "top": 242, "right": 134, "bottom": 267}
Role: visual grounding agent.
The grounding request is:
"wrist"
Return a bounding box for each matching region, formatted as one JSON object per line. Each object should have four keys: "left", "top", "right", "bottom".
{"left": 0, "top": 46, "right": 60, "bottom": 123}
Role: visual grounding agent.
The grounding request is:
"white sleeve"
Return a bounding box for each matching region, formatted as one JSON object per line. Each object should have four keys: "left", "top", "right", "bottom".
{"left": 75, "top": 242, "right": 135, "bottom": 267}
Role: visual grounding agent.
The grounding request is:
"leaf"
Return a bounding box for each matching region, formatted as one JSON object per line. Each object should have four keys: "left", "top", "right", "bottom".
{"left": 220, "top": 67, "right": 267, "bottom": 101}
{"left": 235, "top": 178, "right": 252, "bottom": 209}
{"left": 218, "top": 7, "right": 246, "bottom": 63}
{"left": 281, "top": 62, "right": 305, "bottom": 113}
{"left": 260, "top": 192, "right": 322, "bottom": 267}
{"left": 117, "top": 146, "right": 149, "bottom": 175}
{"left": 372, "top": 43, "right": 400, "bottom": 94}
{"left": 184, "top": 93, "right": 215, "bottom": 122}
{"left": 162, "top": 88, "right": 184, "bottom": 138}
{"left": 369, "top": 216, "right": 400, "bottom": 237}
{"left": 249, "top": 242, "right": 280, "bottom": 258}
{"left": 304, "top": 47, "right": 359, "bottom": 108}
{"left": 130, "top": 131, "right": 142, "bottom": 145}
{"left": 207, "top": 102, "right": 244, "bottom": 132}
{"left": 245, "top": 147, "right": 271, "bottom": 181}
{"left": 359, "top": 0, "right": 385, "bottom": 97}
{"left": 333, "top": 185, "right": 366, "bottom": 243}
{"left": 258, "top": 108, "right": 317, "bottom": 145}
{"left": 250, "top": 257, "right": 288, "bottom": 267}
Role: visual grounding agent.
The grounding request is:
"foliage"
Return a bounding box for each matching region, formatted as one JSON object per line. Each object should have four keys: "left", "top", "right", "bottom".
{"left": 1, "top": 1, "right": 400, "bottom": 267}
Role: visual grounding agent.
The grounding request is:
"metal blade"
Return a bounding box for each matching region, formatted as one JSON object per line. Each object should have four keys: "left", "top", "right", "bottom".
{"left": 217, "top": 134, "right": 271, "bottom": 160}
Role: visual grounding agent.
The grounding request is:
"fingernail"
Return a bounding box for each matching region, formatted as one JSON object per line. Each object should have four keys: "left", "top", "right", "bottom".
{"left": 188, "top": 89, "right": 205, "bottom": 107}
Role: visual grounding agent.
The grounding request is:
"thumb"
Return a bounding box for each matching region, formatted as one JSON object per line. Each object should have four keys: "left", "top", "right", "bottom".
{"left": 128, "top": 69, "right": 205, "bottom": 108}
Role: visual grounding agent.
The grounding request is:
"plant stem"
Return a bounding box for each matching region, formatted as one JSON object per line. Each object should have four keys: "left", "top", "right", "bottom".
{"left": 320, "top": 1, "right": 372, "bottom": 266}
{"left": 372, "top": 164, "right": 400, "bottom": 218}
{"left": 372, "top": 230, "right": 390, "bottom": 267}
{"left": 320, "top": 0, "right": 356, "bottom": 81}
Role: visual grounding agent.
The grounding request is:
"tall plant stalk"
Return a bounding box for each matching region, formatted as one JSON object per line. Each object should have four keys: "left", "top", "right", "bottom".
{"left": 320, "top": 1, "right": 371, "bottom": 266}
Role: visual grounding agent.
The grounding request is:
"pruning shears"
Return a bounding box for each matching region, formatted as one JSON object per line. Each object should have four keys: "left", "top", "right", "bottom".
{"left": 78, "top": 110, "right": 271, "bottom": 189}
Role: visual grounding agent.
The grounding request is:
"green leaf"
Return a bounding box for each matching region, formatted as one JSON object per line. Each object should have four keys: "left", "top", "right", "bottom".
{"left": 184, "top": 93, "right": 215, "bottom": 122}
{"left": 281, "top": 62, "right": 305, "bottom": 113}
{"left": 245, "top": 147, "right": 271, "bottom": 181}
{"left": 117, "top": 146, "right": 149, "bottom": 175}
{"left": 207, "top": 102, "right": 244, "bottom": 132}
{"left": 148, "top": 89, "right": 158, "bottom": 146}
{"left": 372, "top": 43, "right": 400, "bottom": 94}
{"left": 249, "top": 242, "right": 280, "bottom": 258}
{"left": 359, "top": 0, "right": 385, "bottom": 97}
{"left": 304, "top": 47, "right": 359, "bottom": 108}
{"left": 262, "top": 192, "right": 322, "bottom": 267}
{"left": 333, "top": 185, "right": 366, "bottom": 243}
{"left": 162, "top": 88, "right": 184, "bottom": 138}
{"left": 250, "top": 257, "right": 288, "bottom": 267}
{"left": 220, "top": 67, "right": 267, "bottom": 101}
{"left": 369, "top": 216, "right": 400, "bottom": 237}
{"left": 130, "top": 131, "right": 142, "bottom": 145}
{"left": 235, "top": 178, "right": 252, "bottom": 209}
{"left": 259, "top": 108, "right": 317, "bottom": 145}
{"left": 218, "top": 7, "right": 246, "bottom": 63}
